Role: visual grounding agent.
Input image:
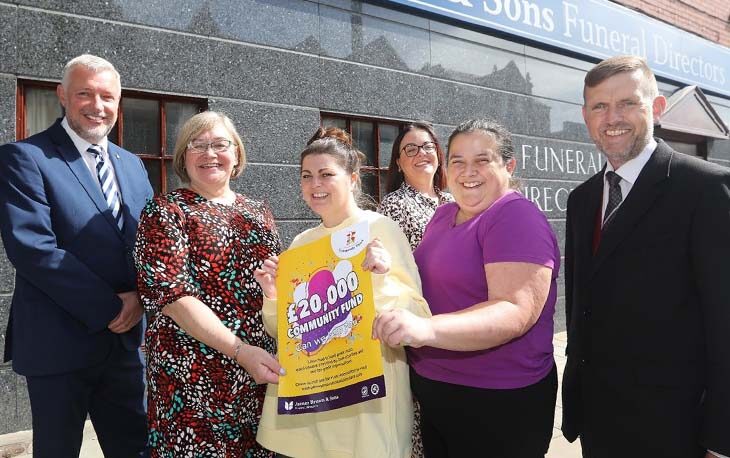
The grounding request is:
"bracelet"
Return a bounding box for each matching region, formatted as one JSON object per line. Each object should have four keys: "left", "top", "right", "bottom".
{"left": 232, "top": 340, "right": 245, "bottom": 361}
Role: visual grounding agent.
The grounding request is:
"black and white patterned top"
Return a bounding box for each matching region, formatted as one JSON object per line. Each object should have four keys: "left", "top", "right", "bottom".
{"left": 378, "top": 182, "right": 454, "bottom": 250}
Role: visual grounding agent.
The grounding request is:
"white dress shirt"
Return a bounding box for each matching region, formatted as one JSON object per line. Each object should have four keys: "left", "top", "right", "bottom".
{"left": 600, "top": 138, "right": 657, "bottom": 225}
{"left": 61, "top": 117, "right": 122, "bottom": 194}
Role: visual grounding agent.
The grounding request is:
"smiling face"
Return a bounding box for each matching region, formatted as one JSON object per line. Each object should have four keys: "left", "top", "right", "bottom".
{"left": 396, "top": 128, "right": 439, "bottom": 188}
{"left": 447, "top": 131, "right": 515, "bottom": 221}
{"left": 582, "top": 69, "right": 666, "bottom": 170}
{"left": 301, "top": 153, "right": 359, "bottom": 227}
{"left": 184, "top": 124, "right": 238, "bottom": 194}
{"left": 57, "top": 66, "right": 121, "bottom": 144}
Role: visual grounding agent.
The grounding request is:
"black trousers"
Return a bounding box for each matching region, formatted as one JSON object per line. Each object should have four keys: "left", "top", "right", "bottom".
{"left": 411, "top": 364, "right": 557, "bottom": 458}
{"left": 26, "top": 337, "right": 148, "bottom": 458}
{"left": 577, "top": 367, "right": 705, "bottom": 458}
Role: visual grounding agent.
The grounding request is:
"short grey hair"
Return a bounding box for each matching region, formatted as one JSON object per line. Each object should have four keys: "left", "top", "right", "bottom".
{"left": 61, "top": 54, "right": 121, "bottom": 88}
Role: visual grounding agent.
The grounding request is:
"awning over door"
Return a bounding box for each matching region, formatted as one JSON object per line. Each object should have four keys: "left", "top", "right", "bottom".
{"left": 659, "top": 86, "right": 729, "bottom": 139}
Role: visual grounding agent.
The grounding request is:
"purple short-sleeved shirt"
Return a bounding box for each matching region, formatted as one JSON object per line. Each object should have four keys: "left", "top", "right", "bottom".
{"left": 410, "top": 191, "right": 560, "bottom": 389}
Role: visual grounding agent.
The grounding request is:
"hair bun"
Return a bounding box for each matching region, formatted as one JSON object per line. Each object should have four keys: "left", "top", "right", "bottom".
{"left": 307, "top": 126, "right": 353, "bottom": 147}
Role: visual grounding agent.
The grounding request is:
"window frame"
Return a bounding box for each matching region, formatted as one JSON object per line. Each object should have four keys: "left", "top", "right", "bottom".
{"left": 320, "top": 111, "right": 404, "bottom": 201}
{"left": 16, "top": 79, "right": 207, "bottom": 194}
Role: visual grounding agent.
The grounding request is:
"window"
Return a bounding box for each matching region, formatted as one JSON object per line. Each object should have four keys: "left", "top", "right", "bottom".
{"left": 320, "top": 113, "right": 402, "bottom": 202}
{"left": 17, "top": 80, "right": 207, "bottom": 194}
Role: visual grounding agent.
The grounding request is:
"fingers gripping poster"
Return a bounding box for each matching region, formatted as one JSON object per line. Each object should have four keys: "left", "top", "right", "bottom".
{"left": 276, "top": 220, "right": 385, "bottom": 414}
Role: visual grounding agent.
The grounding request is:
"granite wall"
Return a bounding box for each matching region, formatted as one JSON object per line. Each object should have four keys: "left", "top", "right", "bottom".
{"left": 0, "top": 0, "right": 729, "bottom": 435}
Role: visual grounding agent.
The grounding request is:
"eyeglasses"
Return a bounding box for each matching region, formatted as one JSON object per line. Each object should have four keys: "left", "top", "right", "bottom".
{"left": 187, "top": 139, "right": 233, "bottom": 154}
{"left": 402, "top": 141, "right": 437, "bottom": 157}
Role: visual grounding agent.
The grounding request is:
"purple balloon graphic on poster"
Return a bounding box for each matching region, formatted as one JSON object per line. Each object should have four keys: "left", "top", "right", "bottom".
{"left": 290, "top": 260, "right": 358, "bottom": 355}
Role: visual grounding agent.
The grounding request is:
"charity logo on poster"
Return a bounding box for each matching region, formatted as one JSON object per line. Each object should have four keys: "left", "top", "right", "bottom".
{"left": 275, "top": 220, "right": 385, "bottom": 414}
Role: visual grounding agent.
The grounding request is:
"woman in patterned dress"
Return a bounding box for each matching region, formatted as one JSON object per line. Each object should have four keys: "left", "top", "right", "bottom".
{"left": 134, "top": 111, "right": 283, "bottom": 457}
{"left": 377, "top": 122, "right": 452, "bottom": 457}
{"left": 378, "top": 122, "right": 453, "bottom": 251}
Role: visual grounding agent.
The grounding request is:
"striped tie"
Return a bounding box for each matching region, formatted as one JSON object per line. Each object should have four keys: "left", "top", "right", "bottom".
{"left": 603, "top": 170, "right": 623, "bottom": 228}
{"left": 88, "top": 145, "right": 124, "bottom": 231}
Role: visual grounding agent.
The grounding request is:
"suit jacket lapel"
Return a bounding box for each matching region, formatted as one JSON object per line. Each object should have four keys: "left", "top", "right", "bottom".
{"left": 107, "top": 144, "right": 131, "bottom": 205}
{"left": 575, "top": 171, "right": 603, "bottom": 269}
{"left": 50, "top": 121, "right": 124, "bottom": 238}
{"left": 590, "top": 143, "right": 671, "bottom": 277}
{"left": 107, "top": 144, "right": 138, "bottom": 241}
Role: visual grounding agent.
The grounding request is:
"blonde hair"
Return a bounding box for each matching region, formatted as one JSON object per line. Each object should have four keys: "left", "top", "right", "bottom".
{"left": 172, "top": 111, "right": 246, "bottom": 183}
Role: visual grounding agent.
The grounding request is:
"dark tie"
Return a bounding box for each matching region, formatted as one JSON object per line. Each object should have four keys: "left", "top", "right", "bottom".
{"left": 603, "top": 170, "right": 622, "bottom": 226}
{"left": 88, "top": 145, "right": 124, "bottom": 231}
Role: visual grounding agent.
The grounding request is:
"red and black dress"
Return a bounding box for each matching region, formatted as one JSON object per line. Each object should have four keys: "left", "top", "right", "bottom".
{"left": 134, "top": 188, "right": 279, "bottom": 457}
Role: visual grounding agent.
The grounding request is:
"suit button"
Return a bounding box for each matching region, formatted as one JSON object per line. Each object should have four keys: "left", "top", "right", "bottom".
{"left": 581, "top": 358, "right": 588, "bottom": 364}
{"left": 583, "top": 309, "right": 592, "bottom": 318}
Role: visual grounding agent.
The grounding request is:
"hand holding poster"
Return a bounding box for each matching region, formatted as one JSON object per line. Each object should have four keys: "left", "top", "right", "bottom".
{"left": 275, "top": 220, "right": 385, "bottom": 414}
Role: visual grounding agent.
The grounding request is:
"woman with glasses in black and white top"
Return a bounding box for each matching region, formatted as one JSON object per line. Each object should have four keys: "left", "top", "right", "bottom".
{"left": 377, "top": 122, "right": 452, "bottom": 458}
{"left": 379, "top": 122, "right": 453, "bottom": 252}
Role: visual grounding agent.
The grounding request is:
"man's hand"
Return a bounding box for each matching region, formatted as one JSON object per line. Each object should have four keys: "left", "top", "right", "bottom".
{"left": 108, "top": 291, "right": 144, "bottom": 334}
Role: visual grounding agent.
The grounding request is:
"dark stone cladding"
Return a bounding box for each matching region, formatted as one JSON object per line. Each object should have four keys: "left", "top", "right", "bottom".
{"left": 0, "top": 241, "right": 13, "bottom": 294}
{"left": 276, "top": 220, "right": 318, "bottom": 249}
{"left": 513, "top": 135, "right": 601, "bottom": 181}
{"left": 0, "top": 296, "right": 9, "bottom": 363}
{"left": 0, "top": 77, "right": 15, "bottom": 146}
{"left": 0, "top": 368, "right": 19, "bottom": 435}
{"left": 232, "top": 164, "right": 313, "bottom": 221}
{"left": 0, "top": 4, "right": 16, "bottom": 74}
{"left": 13, "top": 0, "right": 321, "bottom": 53}
{"left": 519, "top": 177, "right": 577, "bottom": 220}
{"left": 318, "top": 59, "right": 433, "bottom": 121}
{"left": 208, "top": 99, "right": 321, "bottom": 165}
{"left": 14, "top": 8, "right": 321, "bottom": 107}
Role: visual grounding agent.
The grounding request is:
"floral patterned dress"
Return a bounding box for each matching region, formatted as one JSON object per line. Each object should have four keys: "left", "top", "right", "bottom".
{"left": 378, "top": 182, "right": 454, "bottom": 250}
{"left": 134, "top": 188, "right": 279, "bottom": 458}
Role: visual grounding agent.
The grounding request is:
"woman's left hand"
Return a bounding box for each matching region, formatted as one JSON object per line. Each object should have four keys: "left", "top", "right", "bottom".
{"left": 236, "top": 344, "right": 286, "bottom": 385}
{"left": 362, "top": 238, "right": 391, "bottom": 274}
{"left": 372, "top": 308, "right": 434, "bottom": 348}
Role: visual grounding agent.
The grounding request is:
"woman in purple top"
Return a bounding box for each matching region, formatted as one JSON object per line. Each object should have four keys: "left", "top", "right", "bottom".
{"left": 374, "top": 119, "right": 559, "bottom": 457}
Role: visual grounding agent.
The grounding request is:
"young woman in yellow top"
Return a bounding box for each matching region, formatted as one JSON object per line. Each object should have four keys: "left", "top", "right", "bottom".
{"left": 253, "top": 127, "right": 430, "bottom": 458}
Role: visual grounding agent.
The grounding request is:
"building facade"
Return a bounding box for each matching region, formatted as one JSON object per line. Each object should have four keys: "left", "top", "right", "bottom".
{"left": 0, "top": 0, "right": 728, "bottom": 435}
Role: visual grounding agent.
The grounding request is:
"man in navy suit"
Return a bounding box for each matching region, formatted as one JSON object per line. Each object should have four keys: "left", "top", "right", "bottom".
{"left": 562, "top": 55, "right": 730, "bottom": 457}
{"left": 0, "top": 54, "right": 152, "bottom": 457}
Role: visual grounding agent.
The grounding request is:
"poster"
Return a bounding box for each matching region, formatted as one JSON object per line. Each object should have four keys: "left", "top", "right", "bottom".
{"left": 275, "top": 220, "right": 385, "bottom": 415}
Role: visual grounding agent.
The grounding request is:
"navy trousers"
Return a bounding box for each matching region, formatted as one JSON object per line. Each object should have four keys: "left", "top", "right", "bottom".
{"left": 26, "top": 337, "right": 148, "bottom": 458}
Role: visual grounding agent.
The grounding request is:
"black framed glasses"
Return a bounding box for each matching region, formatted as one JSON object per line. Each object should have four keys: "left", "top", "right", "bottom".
{"left": 402, "top": 141, "right": 436, "bottom": 157}
{"left": 187, "top": 139, "right": 233, "bottom": 154}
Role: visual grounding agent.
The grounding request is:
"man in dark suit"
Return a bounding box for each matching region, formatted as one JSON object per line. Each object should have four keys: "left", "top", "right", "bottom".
{"left": 562, "top": 55, "right": 730, "bottom": 458}
{"left": 0, "top": 54, "right": 152, "bottom": 457}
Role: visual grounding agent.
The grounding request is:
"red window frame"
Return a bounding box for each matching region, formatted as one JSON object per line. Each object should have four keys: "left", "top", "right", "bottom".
{"left": 320, "top": 112, "right": 404, "bottom": 201}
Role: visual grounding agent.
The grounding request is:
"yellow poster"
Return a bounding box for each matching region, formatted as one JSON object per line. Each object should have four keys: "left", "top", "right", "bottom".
{"left": 275, "top": 220, "right": 385, "bottom": 414}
